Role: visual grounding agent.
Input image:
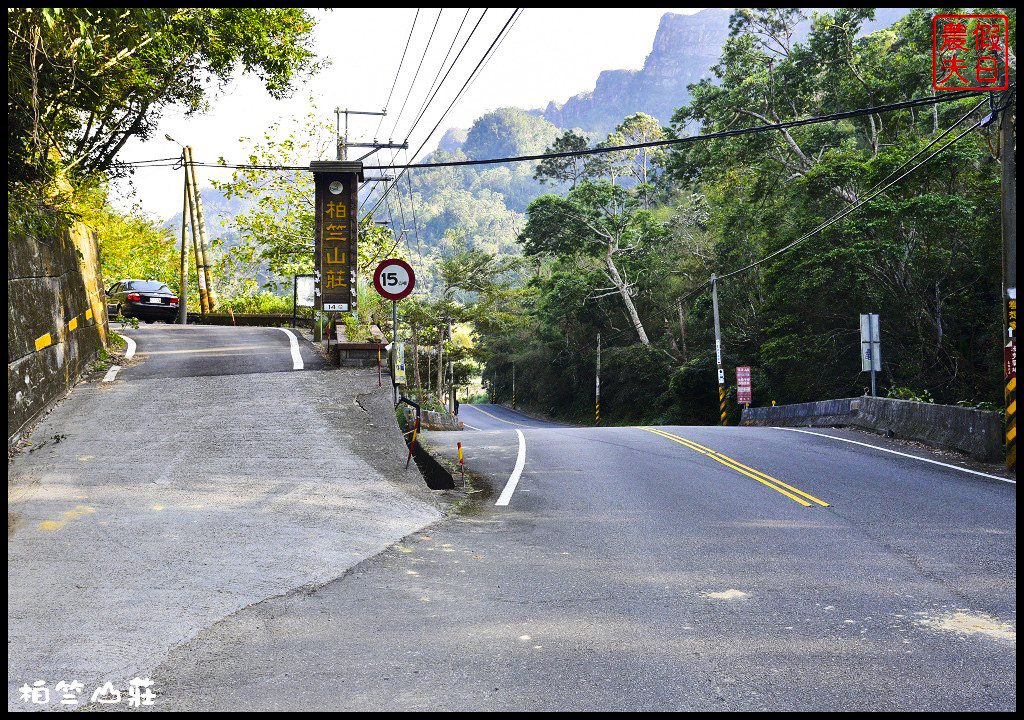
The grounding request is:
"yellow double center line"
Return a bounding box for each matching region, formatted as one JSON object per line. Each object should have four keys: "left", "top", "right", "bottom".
{"left": 641, "top": 427, "right": 829, "bottom": 507}
{"left": 464, "top": 405, "right": 545, "bottom": 429}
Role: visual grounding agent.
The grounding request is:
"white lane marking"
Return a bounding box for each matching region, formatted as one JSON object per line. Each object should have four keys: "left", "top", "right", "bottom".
{"left": 774, "top": 427, "right": 1015, "bottom": 484}
{"left": 115, "top": 333, "right": 136, "bottom": 360}
{"left": 463, "top": 422, "right": 483, "bottom": 431}
{"left": 495, "top": 429, "right": 527, "bottom": 506}
{"left": 277, "top": 328, "right": 303, "bottom": 370}
{"left": 102, "top": 365, "right": 121, "bottom": 383}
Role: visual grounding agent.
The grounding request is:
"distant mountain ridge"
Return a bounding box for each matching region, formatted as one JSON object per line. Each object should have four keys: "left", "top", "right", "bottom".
{"left": 542, "top": 9, "right": 732, "bottom": 134}
{"left": 492, "top": 8, "right": 909, "bottom": 139}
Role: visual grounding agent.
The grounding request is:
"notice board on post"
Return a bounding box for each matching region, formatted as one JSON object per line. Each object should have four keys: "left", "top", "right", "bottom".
{"left": 736, "top": 366, "right": 752, "bottom": 405}
{"left": 310, "top": 161, "right": 363, "bottom": 312}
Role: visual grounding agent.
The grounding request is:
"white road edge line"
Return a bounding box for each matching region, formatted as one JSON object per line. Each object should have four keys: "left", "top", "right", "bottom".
{"left": 495, "top": 429, "right": 527, "bottom": 506}
{"left": 463, "top": 423, "right": 483, "bottom": 431}
{"left": 773, "top": 426, "right": 1015, "bottom": 484}
{"left": 277, "top": 328, "right": 303, "bottom": 370}
{"left": 102, "top": 365, "right": 121, "bottom": 383}
{"left": 115, "top": 333, "right": 136, "bottom": 360}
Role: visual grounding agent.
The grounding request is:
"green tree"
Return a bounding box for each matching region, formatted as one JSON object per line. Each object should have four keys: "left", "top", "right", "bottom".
{"left": 520, "top": 181, "right": 669, "bottom": 345}
{"left": 533, "top": 129, "right": 590, "bottom": 189}
{"left": 8, "top": 7, "right": 320, "bottom": 198}
{"left": 612, "top": 112, "right": 667, "bottom": 205}
{"left": 663, "top": 7, "right": 1010, "bottom": 405}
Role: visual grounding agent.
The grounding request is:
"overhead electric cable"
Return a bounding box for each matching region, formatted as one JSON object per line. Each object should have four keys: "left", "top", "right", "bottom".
{"left": 364, "top": 9, "right": 488, "bottom": 213}
{"left": 121, "top": 89, "right": 994, "bottom": 176}
{"left": 407, "top": 8, "right": 473, "bottom": 138}
{"left": 364, "top": 10, "right": 482, "bottom": 219}
{"left": 404, "top": 9, "right": 488, "bottom": 142}
{"left": 363, "top": 88, "right": 988, "bottom": 171}
{"left": 386, "top": 8, "right": 444, "bottom": 142}
{"left": 363, "top": 8, "right": 522, "bottom": 219}
{"left": 671, "top": 95, "right": 999, "bottom": 306}
{"left": 452, "top": 9, "right": 523, "bottom": 111}
{"left": 374, "top": 9, "right": 420, "bottom": 140}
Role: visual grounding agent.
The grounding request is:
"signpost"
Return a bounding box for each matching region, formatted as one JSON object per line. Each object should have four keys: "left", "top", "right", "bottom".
{"left": 310, "top": 162, "right": 362, "bottom": 329}
{"left": 736, "top": 366, "right": 752, "bottom": 406}
{"left": 293, "top": 274, "right": 314, "bottom": 329}
{"left": 860, "top": 313, "right": 882, "bottom": 397}
{"left": 373, "top": 258, "right": 416, "bottom": 404}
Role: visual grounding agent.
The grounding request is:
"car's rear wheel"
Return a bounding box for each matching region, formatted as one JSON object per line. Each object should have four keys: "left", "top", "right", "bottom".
{"left": 164, "top": 318, "right": 175, "bottom": 324}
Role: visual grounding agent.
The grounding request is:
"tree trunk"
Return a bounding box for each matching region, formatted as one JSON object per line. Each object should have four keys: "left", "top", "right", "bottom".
{"left": 413, "top": 327, "right": 423, "bottom": 402}
{"left": 437, "top": 335, "right": 444, "bottom": 407}
{"left": 605, "top": 249, "right": 649, "bottom": 345}
{"left": 677, "top": 301, "right": 688, "bottom": 362}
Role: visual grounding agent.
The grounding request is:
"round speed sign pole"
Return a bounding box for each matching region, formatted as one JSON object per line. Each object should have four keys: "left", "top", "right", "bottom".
{"left": 373, "top": 259, "right": 416, "bottom": 404}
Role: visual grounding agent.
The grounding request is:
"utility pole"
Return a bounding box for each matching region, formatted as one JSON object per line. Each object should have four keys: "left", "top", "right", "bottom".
{"left": 677, "top": 300, "right": 688, "bottom": 362}
{"left": 512, "top": 362, "right": 516, "bottom": 409}
{"left": 1001, "top": 97, "right": 1016, "bottom": 474}
{"left": 392, "top": 300, "right": 399, "bottom": 406}
{"left": 448, "top": 320, "right": 454, "bottom": 414}
{"left": 333, "top": 108, "right": 406, "bottom": 161}
{"left": 183, "top": 153, "right": 208, "bottom": 315}
{"left": 185, "top": 146, "right": 218, "bottom": 312}
{"left": 178, "top": 153, "right": 189, "bottom": 324}
{"left": 711, "top": 274, "right": 727, "bottom": 426}
{"left": 595, "top": 332, "right": 601, "bottom": 426}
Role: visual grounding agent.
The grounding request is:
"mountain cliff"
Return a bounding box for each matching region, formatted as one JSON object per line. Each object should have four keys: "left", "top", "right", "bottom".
{"left": 536, "top": 8, "right": 909, "bottom": 135}
{"left": 542, "top": 9, "right": 732, "bottom": 133}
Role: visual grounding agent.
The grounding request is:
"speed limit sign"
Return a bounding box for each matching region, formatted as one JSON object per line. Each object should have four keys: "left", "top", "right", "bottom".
{"left": 373, "top": 258, "right": 416, "bottom": 301}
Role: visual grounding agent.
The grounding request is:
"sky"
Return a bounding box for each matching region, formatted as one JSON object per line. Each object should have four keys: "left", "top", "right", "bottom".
{"left": 112, "top": 8, "right": 712, "bottom": 221}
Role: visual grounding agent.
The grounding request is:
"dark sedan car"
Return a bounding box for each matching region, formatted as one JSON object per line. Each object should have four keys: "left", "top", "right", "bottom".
{"left": 107, "top": 280, "right": 179, "bottom": 323}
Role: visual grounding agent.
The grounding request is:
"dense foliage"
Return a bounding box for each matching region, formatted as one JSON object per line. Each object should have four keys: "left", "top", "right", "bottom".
{"left": 477, "top": 8, "right": 1014, "bottom": 423}
{"left": 8, "top": 7, "right": 322, "bottom": 313}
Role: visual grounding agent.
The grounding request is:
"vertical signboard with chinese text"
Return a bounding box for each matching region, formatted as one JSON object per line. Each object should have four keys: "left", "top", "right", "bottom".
{"left": 310, "top": 161, "right": 363, "bottom": 312}
{"left": 1007, "top": 292, "right": 1017, "bottom": 381}
{"left": 736, "top": 366, "right": 752, "bottom": 405}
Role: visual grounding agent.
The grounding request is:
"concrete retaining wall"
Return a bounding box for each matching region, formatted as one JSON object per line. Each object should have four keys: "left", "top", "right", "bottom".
{"left": 741, "top": 396, "right": 1002, "bottom": 462}
{"left": 8, "top": 216, "right": 109, "bottom": 444}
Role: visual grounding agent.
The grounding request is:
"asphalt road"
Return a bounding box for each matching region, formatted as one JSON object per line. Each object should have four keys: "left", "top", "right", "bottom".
{"left": 114, "top": 323, "right": 327, "bottom": 379}
{"left": 146, "top": 403, "right": 1016, "bottom": 711}
{"left": 8, "top": 324, "right": 440, "bottom": 712}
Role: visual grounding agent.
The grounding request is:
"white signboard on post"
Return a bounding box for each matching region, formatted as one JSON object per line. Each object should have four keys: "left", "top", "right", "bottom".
{"left": 296, "top": 275, "right": 315, "bottom": 307}
{"left": 860, "top": 313, "right": 881, "bottom": 372}
{"left": 394, "top": 342, "right": 407, "bottom": 384}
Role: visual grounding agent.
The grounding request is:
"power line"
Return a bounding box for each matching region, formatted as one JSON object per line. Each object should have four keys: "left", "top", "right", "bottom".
{"left": 403, "top": 9, "right": 488, "bottom": 143}
{"left": 363, "top": 88, "right": 988, "bottom": 171}
{"left": 129, "top": 87, "right": 986, "bottom": 173}
{"left": 374, "top": 9, "right": 419, "bottom": 140}
{"left": 407, "top": 8, "right": 474, "bottom": 140}
{"left": 452, "top": 9, "right": 523, "bottom": 113}
{"left": 363, "top": 8, "right": 523, "bottom": 219}
{"left": 673, "top": 95, "right": 997, "bottom": 307}
{"left": 363, "top": 10, "right": 487, "bottom": 228}
{"left": 386, "top": 8, "right": 443, "bottom": 142}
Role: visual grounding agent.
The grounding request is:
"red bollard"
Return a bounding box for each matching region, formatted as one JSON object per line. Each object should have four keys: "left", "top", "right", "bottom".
{"left": 458, "top": 442, "right": 464, "bottom": 484}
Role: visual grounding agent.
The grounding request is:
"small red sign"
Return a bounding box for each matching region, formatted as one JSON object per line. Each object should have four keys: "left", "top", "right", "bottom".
{"left": 373, "top": 258, "right": 416, "bottom": 301}
{"left": 736, "top": 366, "right": 752, "bottom": 405}
{"left": 1006, "top": 342, "right": 1016, "bottom": 381}
{"left": 932, "top": 14, "right": 1009, "bottom": 91}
